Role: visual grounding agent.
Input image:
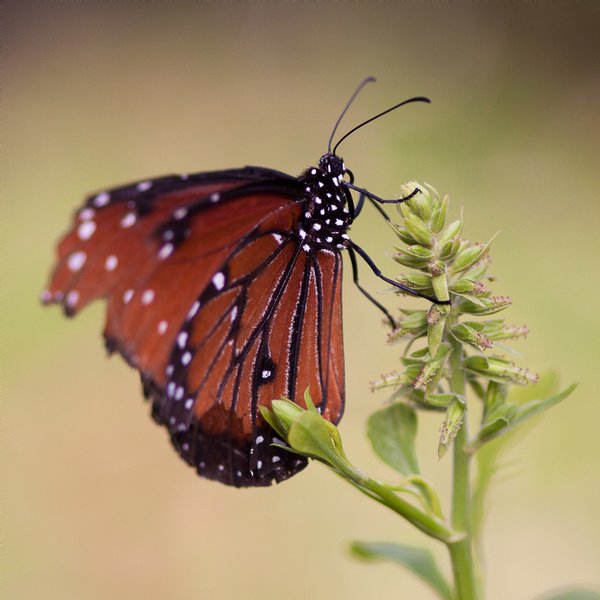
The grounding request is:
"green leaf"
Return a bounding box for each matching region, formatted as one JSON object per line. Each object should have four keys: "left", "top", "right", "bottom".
{"left": 350, "top": 541, "right": 454, "bottom": 600}
{"left": 532, "top": 588, "right": 600, "bottom": 600}
{"left": 470, "top": 384, "right": 577, "bottom": 451}
{"left": 367, "top": 404, "right": 420, "bottom": 475}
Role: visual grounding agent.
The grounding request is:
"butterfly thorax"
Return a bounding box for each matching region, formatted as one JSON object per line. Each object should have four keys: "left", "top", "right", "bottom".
{"left": 297, "top": 153, "right": 352, "bottom": 253}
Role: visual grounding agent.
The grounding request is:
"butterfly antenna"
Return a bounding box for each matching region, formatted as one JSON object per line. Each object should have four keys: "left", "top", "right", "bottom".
{"left": 332, "top": 96, "right": 431, "bottom": 155}
{"left": 327, "top": 77, "right": 377, "bottom": 153}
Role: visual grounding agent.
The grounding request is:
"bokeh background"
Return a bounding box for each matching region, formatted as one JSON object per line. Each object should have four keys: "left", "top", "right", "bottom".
{"left": 3, "top": 3, "right": 600, "bottom": 599}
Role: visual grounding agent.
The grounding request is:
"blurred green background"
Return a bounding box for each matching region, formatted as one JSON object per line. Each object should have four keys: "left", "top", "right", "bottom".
{"left": 3, "top": 4, "right": 600, "bottom": 599}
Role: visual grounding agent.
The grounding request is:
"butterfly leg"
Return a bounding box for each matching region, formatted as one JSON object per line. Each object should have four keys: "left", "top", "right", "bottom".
{"left": 346, "top": 182, "right": 421, "bottom": 205}
{"left": 347, "top": 245, "right": 397, "bottom": 328}
{"left": 350, "top": 241, "right": 446, "bottom": 305}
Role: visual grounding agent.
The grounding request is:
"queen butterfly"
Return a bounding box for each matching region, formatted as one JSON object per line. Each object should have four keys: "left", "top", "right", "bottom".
{"left": 42, "top": 78, "right": 437, "bottom": 487}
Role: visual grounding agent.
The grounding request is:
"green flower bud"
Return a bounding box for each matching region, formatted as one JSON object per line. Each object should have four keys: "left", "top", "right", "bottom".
{"left": 261, "top": 391, "right": 350, "bottom": 470}
{"left": 397, "top": 272, "right": 433, "bottom": 291}
{"left": 463, "top": 356, "right": 539, "bottom": 385}
{"left": 438, "top": 397, "right": 466, "bottom": 458}
{"left": 460, "top": 295, "right": 512, "bottom": 316}
{"left": 403, "top": 213, "right": 434, "bottom": 247}
{"left": 260, "top": 398, "right": 306, "bottom": 440}
{"left": 449, "top": 279, "right": 489, "bottom": 296}
{"left": 427, "top": 304, "right": 449, "bottom": 357}
{"left": 439, "top": 236, "right": 461, "bottom": 261}
{"left": 431, "top": 274, "right": 450, "bottom": 302}
{"left": 391, "top": 224, "right": 418, "bottom": 245}
{"left": 413, "top": 344, "right": 451, "bottom": 391}
{"left": 450, "top": 233, "right": 498, "bottom": 275}
{"left": 388, "top": 311, "right": 428, "bottom": 342}
{"left": 438, "top": 219, "right": 463, "bottom": 247}
{"left": 394, "top": 245, "right": 435, "bottom": 269}
{"left": 430, "top": 194, "right": 448, "bottom": 234}
{"left": 287, "top": 411, "right": 349, "bottom": 466}
{"left": 452, "top": 322, "right": 493, "bottom": 350}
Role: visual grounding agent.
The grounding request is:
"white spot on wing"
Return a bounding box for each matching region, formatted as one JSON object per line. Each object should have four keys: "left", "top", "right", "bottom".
{"left": 174, "top": 207, "right": 188, "bottom": 220}
{"left": 79, "top": 208, "right": 96, "bottom": 221}
{"left": 123, "top": 289, "right": 134, "bottom": 304}
{"left": 66, "top": 290, "right": 79, "bottom": 307}
{"left": 67, "top": 251, "right": 86, "bottom": 272}
{"left": 136, "top": 180, "right": 153, "bottom": 192}
{"left": 187, "top": 300, "right": 200, "bottom": 320}
{"left": 181, "top": 351, "right": 192, "bottom": 365}
{"left": 120, "top": 212, "right": 136, "bottom": 228}
{"left": 93, "top": 192, "right": 110, "bottom": 207}
{"left": 272, "top": 233, "right": 283, "bottom": 244}
{"left": 105, "top": 255, "right": 118, "bottom": 271}
{"left": 158, "top": 243, "right": 174, "bottom": 260}
{"left": 212, "top": 272, "right": 225, "bottom": 290}
{"left": 177, "top": 331, "right": 188, "bottom": 348}
{"left": 158, "top": 320, "right": 168, "bottom": 335}
{"left": 141, "top": 289, "right": 155, "bottom": 305}
{"left": 77, "top": 220, "right": 96, "bottom": 241}
{"left": 210, "top": 192, "right": 220, "bottom": 202}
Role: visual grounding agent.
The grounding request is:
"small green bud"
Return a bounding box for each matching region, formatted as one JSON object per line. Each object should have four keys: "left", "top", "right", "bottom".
{"left": 462, "top": 255, "right": 491, "bottom": 281}
{"left": 430, "top": 194, "right": 448, "bottom": 234}
{"left": 438, "top": 397, "right": 466, "bottom": 458}
{"left": 388, "top": 311, "right": 428, "bottom": 342}
{"left": 403, "top": 213, "right": 434, "bottom": 247}
{"left": 450, "top": 232, "right": 498, "bottom": 275}
{"left": 398, "top": 271, "right": 433, "bottom": 291}
{"left": 260, "top": 398, "right": 306, "bottom": 440}
{"left": 463, "top": 356, "right": 539, "bottom": 385}
{"left": 427, "top": 304, "right": 449, "bottom": 357}
{"left": 452, "top": 322, "right": 493, "bottom": 350}
{"left": 460, "top": 295, "right": 512, "bottom": 316}
{"left": 438, "top": 219, "right": 463, "bottom": 247}
{"left": 449, "top": 279, "right": 489, "bottom": 296}
{"left": 488, "top": 324, "right": 530, "bottom": 341}
{"left": 410, "top": 192, "right": 432, "bottom": 223}
{"left": 287, "top": 410, "right": 349, "bottom": 466}
{"left": 370, "top": 371, "right": 403, "bottom": 391}
{"left": 413, "top": 344, "right": 451, "bottom": 391}
{"left": 431, "top": 274, "right": 449, "bottom": 302}
{"left": 392, "top": 224, "right": 418, "bottom": 245}
{"left": 262, "top": 391, "right": 350, "bottom": 470}
{"left": 439, "top": 236, "right": 461, "bottom": 261}
{"left": 394, "top": 245, "right": 435, "bottom": 269}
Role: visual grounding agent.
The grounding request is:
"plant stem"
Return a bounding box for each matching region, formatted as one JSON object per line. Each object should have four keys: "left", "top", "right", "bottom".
{"left": 347, "top": 470, "right": 457, "bottom": 543}
{"left": 447, "top": 336, "right": 479, "bottom": 600}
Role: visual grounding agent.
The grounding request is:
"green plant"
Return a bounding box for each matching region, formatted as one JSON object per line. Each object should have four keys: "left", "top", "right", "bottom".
{"left": 261, "top": 183, "right": 583, "bottom": 600}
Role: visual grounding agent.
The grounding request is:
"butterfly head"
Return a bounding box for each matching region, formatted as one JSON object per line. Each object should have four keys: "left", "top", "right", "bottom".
{"left": 319, "top": 153, "right": 347, "bottom": 179}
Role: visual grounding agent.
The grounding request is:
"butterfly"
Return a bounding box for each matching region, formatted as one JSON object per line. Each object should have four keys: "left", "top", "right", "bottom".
{"left": 42, "top": 78, "right": 436, "bottom": 487}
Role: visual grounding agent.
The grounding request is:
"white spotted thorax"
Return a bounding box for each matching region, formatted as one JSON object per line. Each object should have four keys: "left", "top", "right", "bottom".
{"left": 298, "top": 153, "right": 352, "bottom": 252}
